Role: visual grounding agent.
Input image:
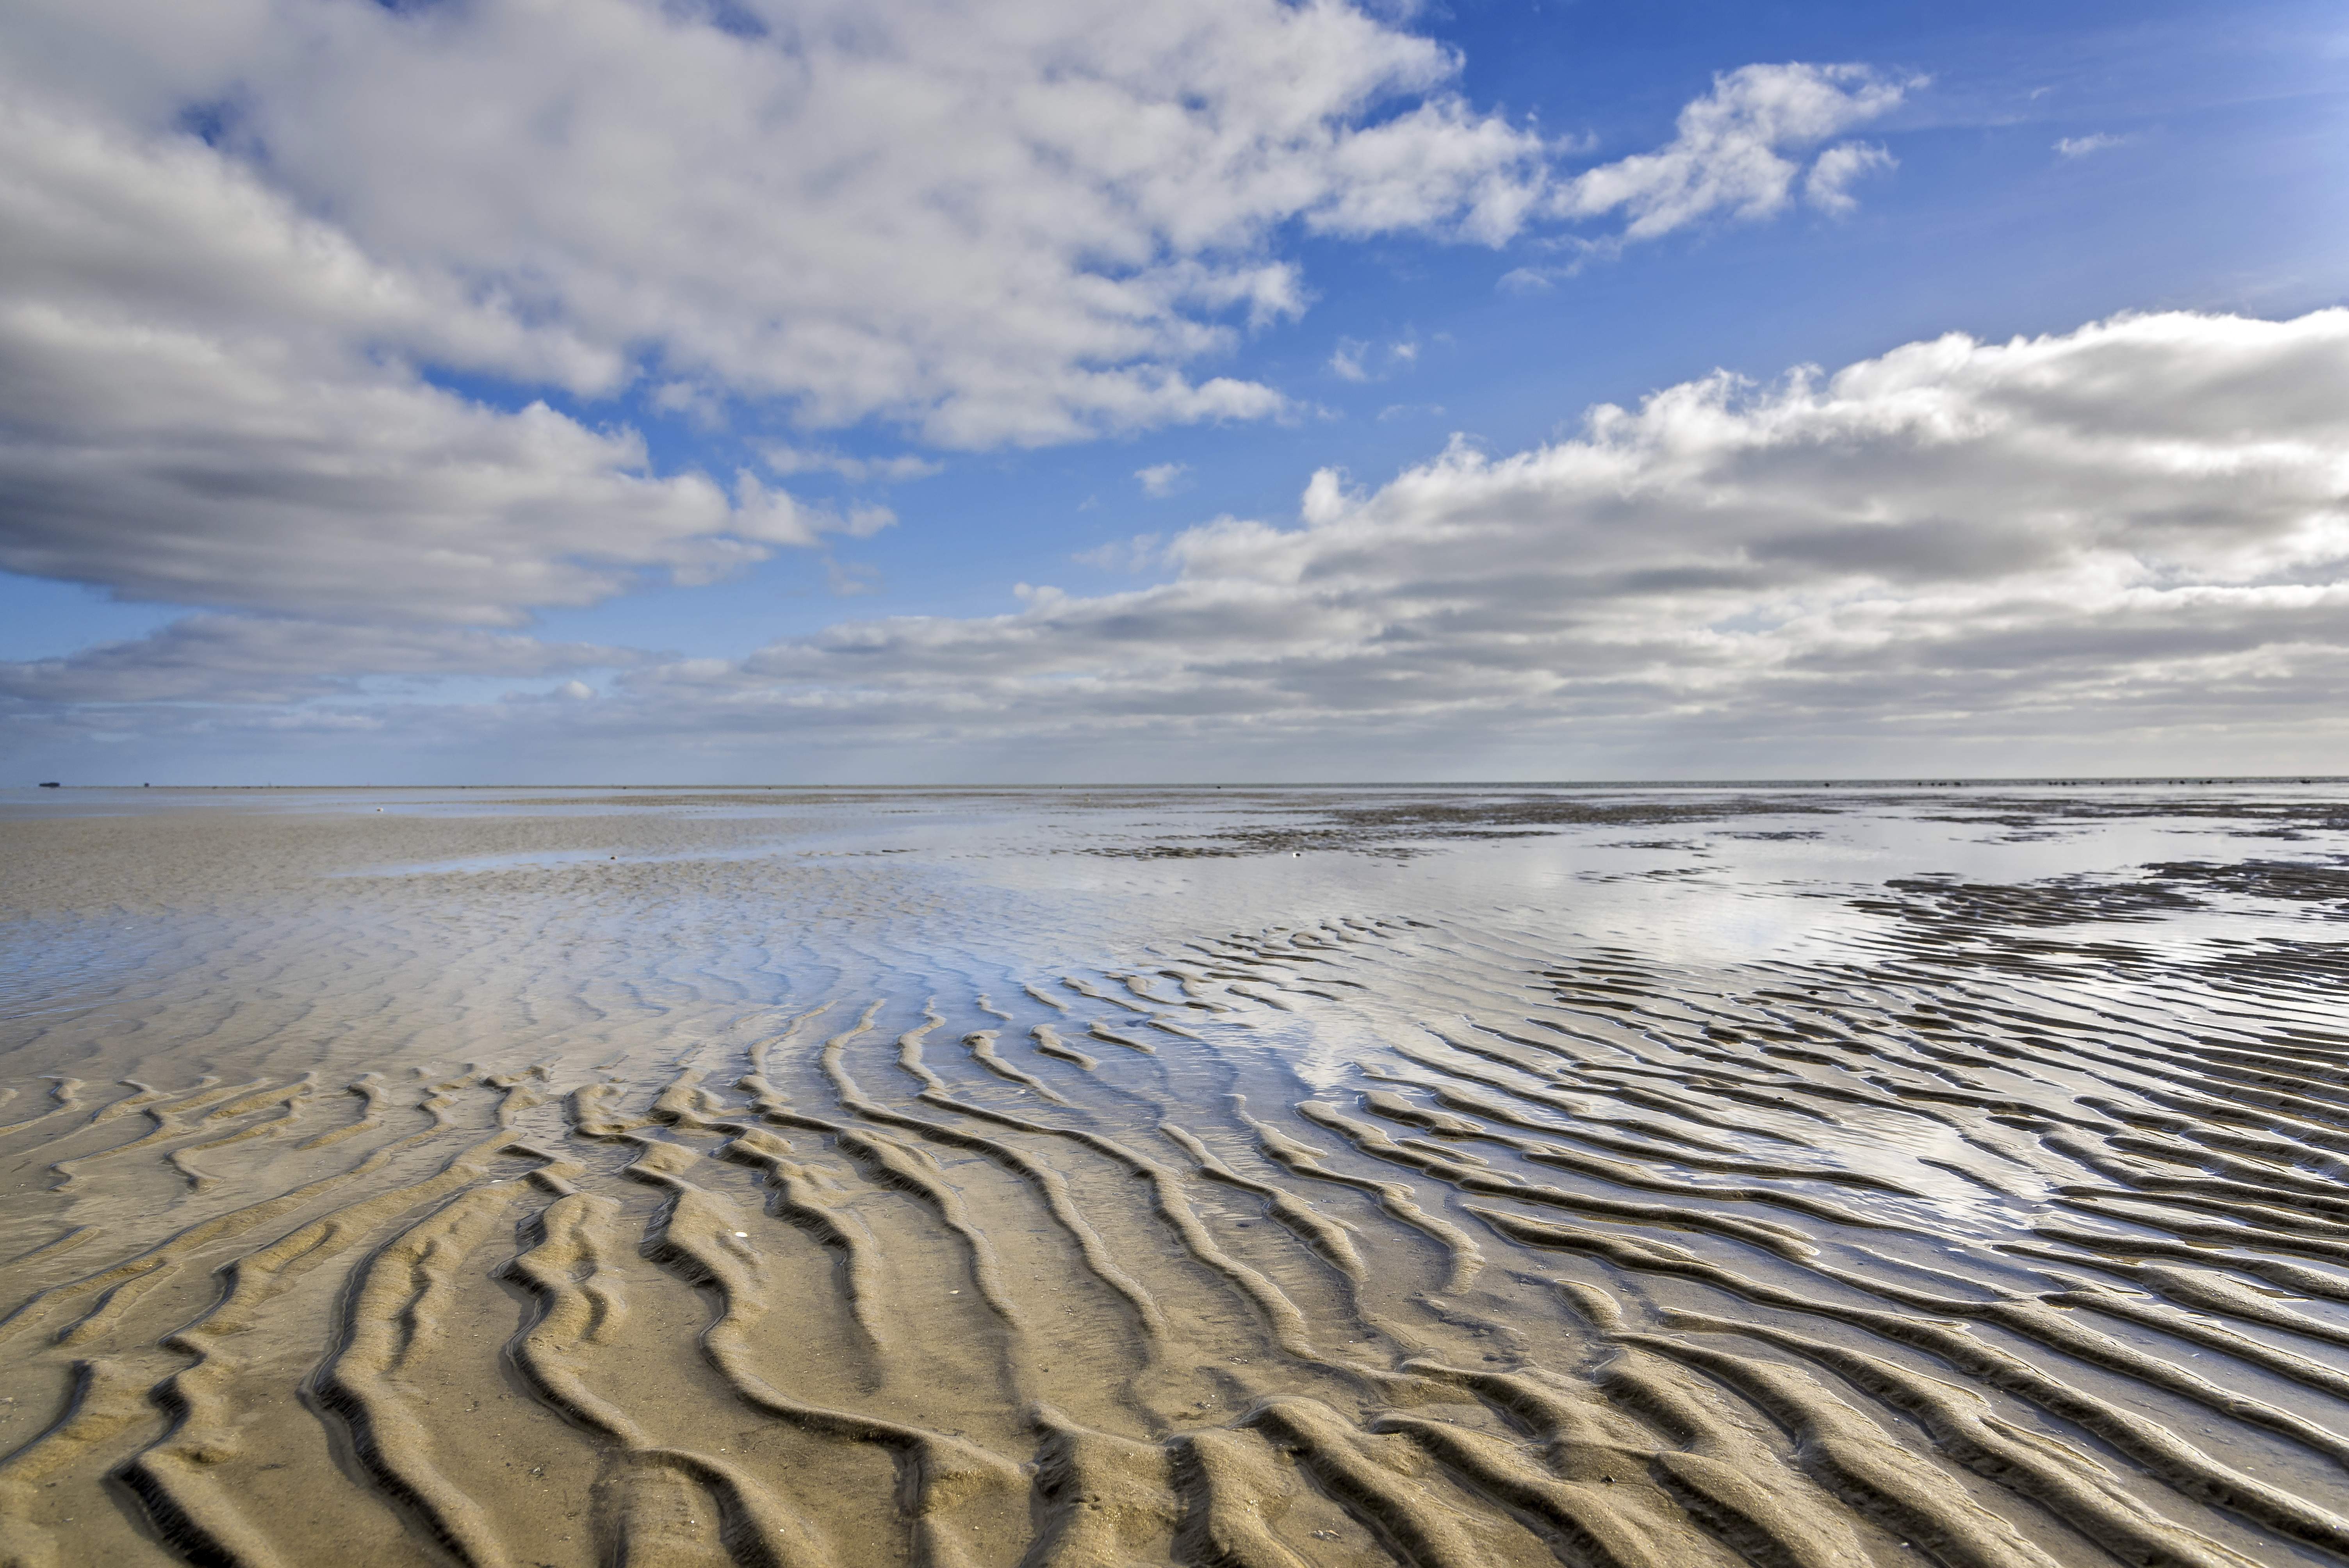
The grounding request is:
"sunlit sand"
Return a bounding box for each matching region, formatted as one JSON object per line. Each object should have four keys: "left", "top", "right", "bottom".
{"left": 4, "top": 783, "right": 2346, "bottom": 1566}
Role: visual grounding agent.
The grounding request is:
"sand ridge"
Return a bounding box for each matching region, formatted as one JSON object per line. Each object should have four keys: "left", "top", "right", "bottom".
{"left": 2, "top": 786, "right": 2347, "bottom": 1566}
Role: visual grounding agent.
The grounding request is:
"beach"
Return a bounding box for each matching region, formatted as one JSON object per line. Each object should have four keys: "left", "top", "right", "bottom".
{"left": 4, "top": 783, "right": 2347, "bottom": 1567}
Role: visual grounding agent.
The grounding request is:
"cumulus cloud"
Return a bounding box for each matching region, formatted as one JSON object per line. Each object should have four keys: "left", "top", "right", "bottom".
{"left": 23, "top": 308, "right": 2349, "bottom": 772}
{"left": 0, "top": 5, "right": 1984, "bottom": 769}
{"left": 2, "top": 0, "right": 1568, "bottom": 456}
{"left": 556, "top": 308, "right": 2349, "bottom": 765}
{"left": 0, "top": 7, "right": 1923, "bottom": 646}
{"left": 0, "top": 100, "right": 884, "bottom": 623}
{"left": 1556, "top": 64, "right": 1916, "bottom": 241}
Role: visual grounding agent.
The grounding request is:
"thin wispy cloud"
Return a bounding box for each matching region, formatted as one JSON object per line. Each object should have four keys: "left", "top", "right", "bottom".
{"left": 0, "top": 619, "right": 641, "bottom": 706}
{"left": 759, "top": 445, "right": 944, "bottom": 484}
{"left": 1328, "top": 337, "right": 1422, "bottom": 382}
{"left": 1135, "top": 463, "right": 1191, "bottom": 498}
{"left": 1072, "top": 534, "right": 1165, "bottom": 572}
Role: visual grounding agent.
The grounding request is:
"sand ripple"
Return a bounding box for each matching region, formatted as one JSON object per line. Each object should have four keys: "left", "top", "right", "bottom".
{"left": 4, "top": 789, "right": 2348, "bottom": 1566}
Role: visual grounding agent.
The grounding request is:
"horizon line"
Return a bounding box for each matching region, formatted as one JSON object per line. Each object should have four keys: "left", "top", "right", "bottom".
{"left": 17, "top": 775, "right": 2349, "bottom": 791}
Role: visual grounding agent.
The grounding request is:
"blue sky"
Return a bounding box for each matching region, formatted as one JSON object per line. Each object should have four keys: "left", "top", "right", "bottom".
{"left": 3, "top": 0, "right": 2347, "bottom": 781}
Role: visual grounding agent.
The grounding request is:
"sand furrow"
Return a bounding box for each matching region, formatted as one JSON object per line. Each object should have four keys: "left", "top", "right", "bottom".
{"left": 11, "top": 788, "right": 2349, "bottom": 1567}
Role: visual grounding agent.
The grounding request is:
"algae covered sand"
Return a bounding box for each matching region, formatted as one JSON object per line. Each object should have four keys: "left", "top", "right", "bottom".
{"left": 4, "top": 783, "right": 2349, "bottom": 1568}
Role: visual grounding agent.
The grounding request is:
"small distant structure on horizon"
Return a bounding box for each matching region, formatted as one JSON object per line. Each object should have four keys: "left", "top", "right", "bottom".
{"left": 38, "top": 781, "right": 61, "bottom": 788}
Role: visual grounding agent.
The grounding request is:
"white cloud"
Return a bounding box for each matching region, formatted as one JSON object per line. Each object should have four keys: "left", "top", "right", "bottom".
{"left": 1556, "top": 64, "right": 1916, "bottom": 241}
{"left": 1803, "top": 141, "right": 1896, "bottom": 213}
{"left": 0, "top": 6, "right": 1972, "bottom": 770}
{"left": 30, "top": 308, "right": 2349, "bottom": 773}
{"left": 554, "top": 308, "right": 2349, "bottom": 765}
{"left": 1, "top": 5, "right": 1915, "bottom": 469}
{"left": 2055, "top": 133, "right": 2128, "bottom": 159}
{"left": 651, "top": 381, "right": 728, "bottom": 428}
{"left": 1330, "top": 337, "right": 1373, "bottom": 381}
{"left": 1, "top": 0, "right": 1568, "bottom": 454}
{"left": 1136, "top": 462, "right": 1191, "bottom": 498}
{"left": 0, "top": 99, "right": 880, "bottom": 623}
{"left": 0, "top": 13, "right": 1923, "bottom": 645}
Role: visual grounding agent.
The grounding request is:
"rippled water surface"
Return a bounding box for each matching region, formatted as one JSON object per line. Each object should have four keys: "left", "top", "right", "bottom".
{"left": 4, "top": 783, "right": 2348, "bottom": 1568}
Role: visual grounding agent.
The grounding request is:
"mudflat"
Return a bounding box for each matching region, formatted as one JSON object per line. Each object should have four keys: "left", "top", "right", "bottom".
{"left": 3, "top": 783, "right": 2347, "bottom": 1568}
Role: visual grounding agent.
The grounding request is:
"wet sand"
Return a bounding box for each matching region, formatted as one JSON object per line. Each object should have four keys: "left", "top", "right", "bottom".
{"left": 3, "top": 783, "right": 2348, "bottom": 1568}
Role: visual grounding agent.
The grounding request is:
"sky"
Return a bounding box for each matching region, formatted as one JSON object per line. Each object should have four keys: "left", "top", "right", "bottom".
{"left": 2, "top": 0, "right": 2346, "bottom": 784}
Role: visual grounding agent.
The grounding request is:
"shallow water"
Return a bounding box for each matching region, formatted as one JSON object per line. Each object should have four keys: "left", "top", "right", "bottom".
{"left": 3, "top": 783, "right": 2348, "bottom": 1567}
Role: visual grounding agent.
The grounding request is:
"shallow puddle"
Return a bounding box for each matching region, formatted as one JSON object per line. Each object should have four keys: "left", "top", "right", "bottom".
{"left": 4, "top": 783, "right": 2347, "bottom": 1566}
